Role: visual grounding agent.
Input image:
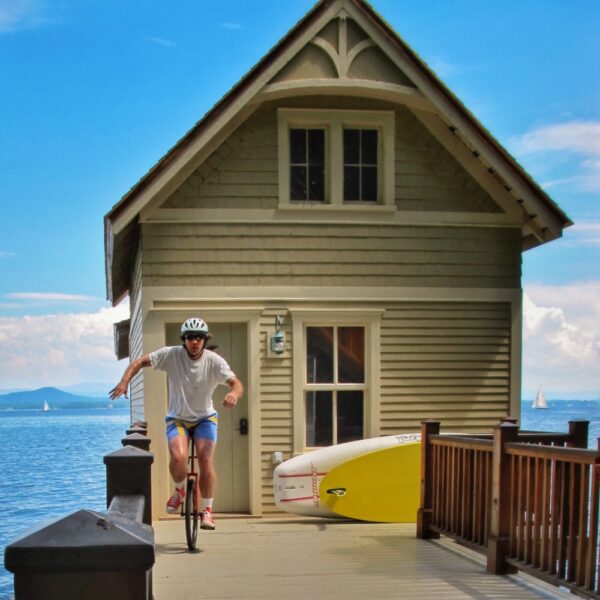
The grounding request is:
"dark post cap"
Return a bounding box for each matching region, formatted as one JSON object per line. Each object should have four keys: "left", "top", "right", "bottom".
{"left": 126, "top": 425, "right": 147, "bottom": 436}
{"left": 121, "top": 433, "right": 151, "bottom": 451}
{"left": 104, "top": 445, "right": 154, "bottom": 465}
{"left": 4, "top": 509, "right": 154, "bottom": 572}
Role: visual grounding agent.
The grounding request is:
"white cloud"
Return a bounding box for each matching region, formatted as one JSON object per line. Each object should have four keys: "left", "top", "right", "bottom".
{"left": 516, "top": 121, "right": 600, "bottom": 155}
{"left": 0, "top": 0, "right": 50, "bottom": 33}
{"left": 0, "top": 303, "right": 129, "bottom": 390}
{"left": 6, "top": 292, "right": 97, "bottom": 302}
{"left": 511, "top": 120, "right": 600, "bottom": 192}
{"left": 143, "top": 36, "right": 176, "bottom": 48}
{"left": 522, "top": 284, "right": 600, "bottom": 397}
{"left": 563, "top": 222, "right": 600, "bottom": 247}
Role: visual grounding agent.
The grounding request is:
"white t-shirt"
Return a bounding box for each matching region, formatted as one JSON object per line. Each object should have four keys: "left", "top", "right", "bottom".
{"left": 149, "top": 346, "right": 235, "bottom": 421}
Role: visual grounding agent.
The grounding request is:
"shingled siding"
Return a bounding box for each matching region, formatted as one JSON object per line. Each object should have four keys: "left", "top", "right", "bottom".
{"left": 163, "top": 107, "right": 279, "bottom": 210}
{"left": 380, "top": 301, "right": 512, "bottom": 433}
{"left": 394, "top": 109, "right": 501, "bottom": 213}
{"left": 141, "top": 222, "right": 521, "bottom": 289}
{"left": 163, "top": 103, "right": 499, "bottom": 213}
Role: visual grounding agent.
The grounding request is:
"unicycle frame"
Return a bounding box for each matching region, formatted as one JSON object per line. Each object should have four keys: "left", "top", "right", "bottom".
{"left": 182, "top": 436, "right": 200, "bottom": 551}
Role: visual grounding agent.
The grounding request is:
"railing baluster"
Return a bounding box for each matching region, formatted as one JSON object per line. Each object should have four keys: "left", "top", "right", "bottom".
{"left": 567, "top": 462, "right": 578, "bottom": 582}
{"left": 590, "top": 456, "right": 600, "bottom": 592}
{"left": 540, "top": 457, "right": 550, "bottom": 572}
{"left": 575, "top": 463, "right": 589, "bottom": 586}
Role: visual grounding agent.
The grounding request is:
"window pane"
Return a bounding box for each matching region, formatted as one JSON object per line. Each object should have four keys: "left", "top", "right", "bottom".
{"left": 306, "top": 391, "right": 333, "bottom": 447}
{"left": 344, "top": 166, "right": 360, "bottom": 201}
{"left": 338, "top": 327, "right": 365, "bottom": 383}
{"left": 290, "top": 166, "right": 307, "bottom": 200}
{"left": 337, "top": 391, "right": 364, "bottom": 444}
{"left": 343, "top": 129, "right": 360, "bottom": 164}
{"left": 308, "top": 165, "right": 324, "bottom": 201}
{"left": 361, "top": 130, "right": 378, "bottom": 164}
{"left": 290, "top": 129, "right": 306, "bottom": 164}
{"left": 361, "top": 166, "right": 377, "bottom": 202}
{"left": 307, "top": 326, "right": 333, "bottom": 383}
{"left": 308, "top": 129, "right": 324, "bottom": 164}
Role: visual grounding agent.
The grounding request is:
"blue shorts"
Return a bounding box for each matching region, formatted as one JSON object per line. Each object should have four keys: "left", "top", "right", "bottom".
{"left": 165, "top": 413, "right": 218, "bottom": 443}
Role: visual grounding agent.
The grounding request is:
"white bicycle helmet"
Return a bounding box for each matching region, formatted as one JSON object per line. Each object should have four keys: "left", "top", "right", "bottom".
{"left": 180, "top": 317, "right": 209, "bottom": 339}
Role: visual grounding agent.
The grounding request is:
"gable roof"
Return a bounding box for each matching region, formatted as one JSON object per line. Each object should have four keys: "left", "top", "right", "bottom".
{"left": 104, "top": 0, "right": 571, "bottom": 304}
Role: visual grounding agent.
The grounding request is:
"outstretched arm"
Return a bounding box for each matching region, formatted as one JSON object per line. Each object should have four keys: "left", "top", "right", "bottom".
{"left": 109, "top": 355, "right": 152, "bottom": 400}
{"left": 222, "top": 376, "right": 244, "bottom": 408}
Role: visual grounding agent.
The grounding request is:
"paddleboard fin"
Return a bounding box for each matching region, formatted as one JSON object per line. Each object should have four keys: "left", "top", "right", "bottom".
{"left": 326, "top": 488, "right": 347, "bottom": 497}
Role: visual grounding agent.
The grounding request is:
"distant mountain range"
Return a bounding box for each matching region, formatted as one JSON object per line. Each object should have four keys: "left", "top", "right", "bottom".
{"left": 0, "top": 387, "right": 126, "bottom": 410}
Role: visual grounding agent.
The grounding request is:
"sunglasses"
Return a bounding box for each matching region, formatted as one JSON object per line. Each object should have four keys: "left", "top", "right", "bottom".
{"left": 183, "top": 334, "right": 206, "bottom": 341}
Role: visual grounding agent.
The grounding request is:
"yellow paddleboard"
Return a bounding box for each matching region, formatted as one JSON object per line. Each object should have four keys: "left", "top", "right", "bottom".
{"left": 319, "top": 442, "right": 421, "bottom": 523}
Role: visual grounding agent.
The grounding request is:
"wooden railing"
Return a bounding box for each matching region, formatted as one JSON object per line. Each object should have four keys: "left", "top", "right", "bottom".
{"left": 418, "top": 419, "right": 600, "bottom": 599}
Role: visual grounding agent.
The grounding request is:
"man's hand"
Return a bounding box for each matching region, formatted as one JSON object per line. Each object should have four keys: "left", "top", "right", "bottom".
{"left": 109, "top": 356, "right": 151, "bottom": 401}
{"left": 222, "top": 392, "right": 239, "bottom": 408}
{"left": 223, "top": 376, "right": 244, "bottom": 408}
{"left": 109, "top": 381, "right": 128, "bottom": 400}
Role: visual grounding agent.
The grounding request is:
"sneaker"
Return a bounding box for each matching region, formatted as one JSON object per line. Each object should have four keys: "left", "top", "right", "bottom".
{"left": 166, "top": 487, "right": 185, "bottom": 514}
{"left": 201, "top": 507, "right": 216, "bottom": 530}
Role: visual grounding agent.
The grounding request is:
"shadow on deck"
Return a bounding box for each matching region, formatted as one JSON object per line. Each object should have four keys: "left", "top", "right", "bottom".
{"left": 153, "top": 517, "right": 570, "bottom": 600}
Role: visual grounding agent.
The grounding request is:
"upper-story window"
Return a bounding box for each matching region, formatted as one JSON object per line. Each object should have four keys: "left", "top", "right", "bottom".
{"left": 343, "top": 128, "right": 378, "bottom": 202}
{"left": 278, "top": 109, "right": 394, "bottom": 208}
{"left": 290, "top": 128, "right": 325, "bottom": 201}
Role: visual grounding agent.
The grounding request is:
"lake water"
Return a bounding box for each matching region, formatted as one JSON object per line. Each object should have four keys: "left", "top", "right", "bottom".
{"left": 0, "top": 401, "right": 598, "bottom": 599}
{"left": 0, "top": 407, "right": 131, "bottom": 600}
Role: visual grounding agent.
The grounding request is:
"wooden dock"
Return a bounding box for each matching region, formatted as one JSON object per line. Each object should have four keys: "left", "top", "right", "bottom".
{"left": 153, "top": 517, "right": 571, "bottom": 599}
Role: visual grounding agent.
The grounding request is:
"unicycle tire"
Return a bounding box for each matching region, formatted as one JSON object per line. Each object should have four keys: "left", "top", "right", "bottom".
{"left": 184, "top": 477, "right": 198, "bottom": 551}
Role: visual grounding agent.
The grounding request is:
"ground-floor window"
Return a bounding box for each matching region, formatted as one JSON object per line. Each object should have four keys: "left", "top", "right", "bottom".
{"left": 304, "top": 326, "right": 365, "bottom": 446}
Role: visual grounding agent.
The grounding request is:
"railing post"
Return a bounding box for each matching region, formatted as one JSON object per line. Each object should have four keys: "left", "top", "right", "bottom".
{"left": 417, "top": 420, "right": 440, "bottom": 539}
{"left": 126, "top": 422, "right": 148, "bottom": 437}
{"left": 104, "top": 445, "right": 154, "bottom": 526}
{"left": 122, "top": 432, "right": 151, "bottom": 452}
{"left": 4, "top": 509, "right": 154, "bottom": 600}
{"left": 567, "top": 420, "right": 589, "bottom": 448}
{"left": 487, "top": 421, "right": 518, "bottom": 574}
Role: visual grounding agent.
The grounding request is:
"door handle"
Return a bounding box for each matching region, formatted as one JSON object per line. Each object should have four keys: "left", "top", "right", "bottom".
{"left": 238, "top": 418, "right": 248, "bottom": 435}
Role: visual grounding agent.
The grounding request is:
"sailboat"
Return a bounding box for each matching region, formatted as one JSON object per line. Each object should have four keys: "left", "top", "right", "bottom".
{"left": 532, "top": 385, "right": 548, "bottom": 409}
{"left": 42, "top": 400, "right": 50, "bottom": 412}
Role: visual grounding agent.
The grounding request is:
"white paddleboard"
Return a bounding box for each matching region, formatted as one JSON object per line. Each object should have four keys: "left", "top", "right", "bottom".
{"left": 273, "top": 433, "right": 420, "bottom": 517}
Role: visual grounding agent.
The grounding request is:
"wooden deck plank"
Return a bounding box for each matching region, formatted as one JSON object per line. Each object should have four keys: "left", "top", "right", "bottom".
{"left": 153, "top": 517, "right": 569, "bottom": 599}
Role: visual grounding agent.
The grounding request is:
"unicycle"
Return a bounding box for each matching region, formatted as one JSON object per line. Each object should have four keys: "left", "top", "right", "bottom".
{"left": 183, "top": 438, "right": 200, "bottom": 551}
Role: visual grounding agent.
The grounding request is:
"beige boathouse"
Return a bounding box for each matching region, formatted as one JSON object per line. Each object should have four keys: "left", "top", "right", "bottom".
{"left": 104, "top": 0, "right": 571, "bottom": 521}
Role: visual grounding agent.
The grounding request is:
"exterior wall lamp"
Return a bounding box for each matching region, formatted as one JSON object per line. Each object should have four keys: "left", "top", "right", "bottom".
{"left": 270, "top": 316, "right": 286, "bottom": 355}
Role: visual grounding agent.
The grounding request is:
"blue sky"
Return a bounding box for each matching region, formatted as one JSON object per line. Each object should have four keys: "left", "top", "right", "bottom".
{"left": 0, "top": 0, "right": 598, "bottom": 398}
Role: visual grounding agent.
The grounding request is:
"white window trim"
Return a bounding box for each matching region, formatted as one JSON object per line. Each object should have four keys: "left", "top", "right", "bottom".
{"left": 278, "top": 108, "right": 395, "bottom": 209}
{"left": 290, "top": 307, "right": 384, "bottom": 454}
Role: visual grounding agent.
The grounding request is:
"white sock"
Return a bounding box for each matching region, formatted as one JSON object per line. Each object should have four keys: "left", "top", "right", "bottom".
{"left": 175, "top": 480, "right": 186, "bottom": 492}
{"left": 201, "top": 497, "right": 213, "bottom": 511}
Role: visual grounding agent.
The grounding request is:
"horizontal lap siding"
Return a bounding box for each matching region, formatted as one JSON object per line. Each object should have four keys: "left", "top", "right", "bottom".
{"left": 129, "top": 246, "right": 144, "bottom": 424}
{"left": 259, "top": 308, "right": 293, "bottom": 514}
{"left": 380, "top": 302, "right": 512, "bottom": 434}
{"left": 141, "top": 223, "right": 521, "bottom": 288}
